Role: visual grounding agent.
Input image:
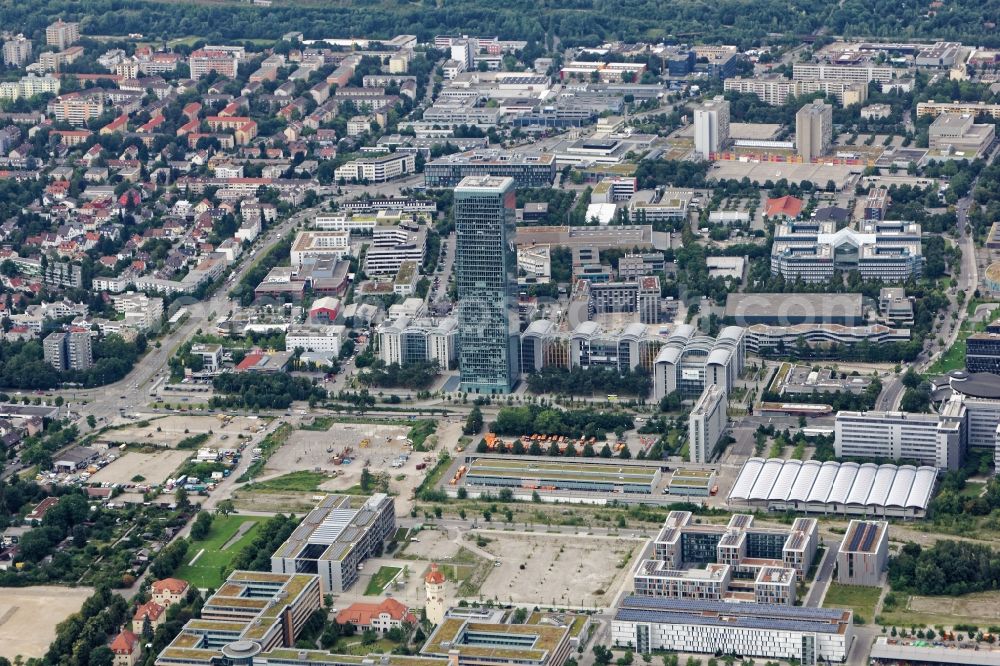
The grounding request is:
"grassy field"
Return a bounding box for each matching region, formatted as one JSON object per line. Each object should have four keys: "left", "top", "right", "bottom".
{"left": 364, "top": 566, "right": 402, "bottom": 595}
{"left": 174, "top": 514, "right": 267, "bottom": 588}
{"left": 300, "top": 417, "right": 335, "bottom": 432}
{"left": 330, "top": 637, "right": 400, "bottom": 655}
{"left": 959, "top": 481, "right": 986, "bottom": 499}
{"left": 880, "top": 589, "right": 1000, "bottom": 630}
{"left": 242, "top": 470, "right": 328, "bottom": 492}
{"left": 824, "top": 583, "right": 881, "bottom": 624}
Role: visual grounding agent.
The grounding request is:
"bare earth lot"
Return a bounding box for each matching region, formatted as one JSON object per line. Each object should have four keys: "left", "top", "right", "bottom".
{"left": 260, "top": 422, "right": 431, "bottom": 502}
{"left": 0, "top": 586, "right": 93, "bottom": 659}
{"left": 101, "top": 415, "right": 265, "bottom": 449}
{"left": 89, "top": 449, "right": 193, "bottom": 485}
{"left": 907, "top": 590, "right": 1000, "bottom": 623}
{"left": 476, "top": 531, "right": 640, "bottom": 608}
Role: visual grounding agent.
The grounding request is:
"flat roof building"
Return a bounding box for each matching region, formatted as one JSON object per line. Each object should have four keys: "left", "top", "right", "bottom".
{"left": 270, "top": 494, "right": 395, "bottom": 594}
{"left": 836, "top": 520, "right": 888, "bottom": 586}
{"left": 724, "top": 293, "right": 863, "bottom": 326}
{"left": 796, "top": 100, "right": 833, "bottom": 162}
{"left": 652, "top": 325, "right": 746, "bottom": 400}
{"left": 689, "top": 385, "right": 727, "bottom": 464}
{"left": 424, "top": 150, "right": 556, "bottom": 188}
{"left": 836, "top": 406, "right": 965, "bottom": 470}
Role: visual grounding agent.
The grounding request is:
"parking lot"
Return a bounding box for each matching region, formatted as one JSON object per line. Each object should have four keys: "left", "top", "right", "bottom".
{"left": 710, "top": 160, "right": 856, "bottom": 188}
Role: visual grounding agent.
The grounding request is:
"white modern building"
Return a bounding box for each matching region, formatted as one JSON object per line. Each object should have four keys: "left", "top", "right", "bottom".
{"left": 689, "top": 385, "right": 727, "bottom": 464}
{"left": 363, "top": 224, "right": 427, "bottom": 275}
{"left": 377, "top": 315, "right": 458, "bottom": 370}
{"left": 612, "top": 595, "right": 852, "bottom": 664}
{"left": 835, "top": 403, "right": 965, "bottom": 470}
{"left": 290, "top": 231, "right": 350, "bottom": 266}
{"left": 285, "top": 324, "right": 346, "bottom": 356}
{"left": 652, "top": 325, "right": 745, "bottom": 400}
{"left": 334, "top": 153, "right": 415, "bottom": 183}
{"left": 693, "top": 95, "right": 730, "bottom": 160}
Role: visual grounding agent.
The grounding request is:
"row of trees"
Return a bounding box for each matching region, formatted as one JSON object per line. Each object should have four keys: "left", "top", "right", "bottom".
{"left": 211, "top": 372, "right": 327, "bottom": 409}
{"left": 526, "top": 367, "right": 652, "bottom": 397}
{"left": 358, "top": 360, "right": 439, "bottom": 389}
{"left": 491, "top": 404, "right": 634, "bottom": 439}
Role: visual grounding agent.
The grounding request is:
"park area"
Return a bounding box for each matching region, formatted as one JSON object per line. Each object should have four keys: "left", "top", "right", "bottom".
{"left": 0, "top": 586, "right": 93, "bottom": 659}
{"left": 823, "top": 584, "right": 881, "bottom": 624}
{"left": 173, "top": 514, "right": 268, "bottom": 588}
{"left": 88, "top": 448, "right": 192, "bottom": 486}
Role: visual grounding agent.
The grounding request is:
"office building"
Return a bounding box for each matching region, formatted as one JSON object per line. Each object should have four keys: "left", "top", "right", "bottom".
{"left": 792, "top": 62, "right": 894, "bottom": 83}
{"left": 450, "top": 39, "right": 474, "bottom": 70}
{"left": 944, "top": 372, "right": 1000, "bottom": 458}
{"left": 795, "top": 100, "right": 832, "bottom": 161}
{"left": 692, "top": 45, "right": 740, "bottom": 79}
{"left": 43, "top": 330, "right": 93, "bottom": 371}
{"left": 693, "top": 96, "right": 730, "bottom": 160}
{"left": 463, "top": 455, "right": 662, "bottom": 495}
{"left": 520, "top": 320, "right": 665, "bottom": 377}
{"left": 454, "top": 176, "right": 519, "bottom": 394}
{"left": 652, "top": 325, "right": 746, "bottom": 400}
{"left": 771, "top": 219, "right": 923, "bottom": 283}
{"left": 689, "top": 385, "right": 728, "bottom": 464}
{"left": 152, "top": 570, "right": 323, "bottom": 666}
{"left": 836, "top": 520, "right": 888, "bottom": 586}
{"left": 612, "top": 595, "right": 852, "bottom": 663}
{"left": 424, "top": 150, "right": 557, "bottom": 188}
{"left": 363, "top": 224, "right": 427, "bottom": 275}
{"left": 45, "top": 20, "right": 80, "bottom": 50}
{"left": 835, "top": 406, "right": 965, "bottom": 470}
{"left": 573, "top": 277, "right": 663, "bottom": 324}
{"left": 270, "top": 494, "right": 395, "bottom": 594}
{"left": 928, "top": 113, "right": 996, "bottom": 158}
{"left": 878, "top": 287, "right": 914, "bottom": 326}
{"left": 967, "top": 336, "right": 1000, "bottom": 375}
{"left": 744, "top": 322, "right": 910, "bottom": 355}
{"left": 289, "top": 231, "right": 350, "bottom": 266}
{"left": 3, "top": 36, "right": 32, "bottom": 67}
{"left": 334, "top": 152, "right": 415, "bottom": 183}
{"left": 728, "top": 457, "right": 939, "bottom": 518}
{"left": 377, "top": 315, "right": 458, "bottom": 370}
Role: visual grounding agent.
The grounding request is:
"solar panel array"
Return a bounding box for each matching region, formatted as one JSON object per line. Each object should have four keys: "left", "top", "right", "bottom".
{"left": 728, "top": 458, "right": 937, "bottom": 510}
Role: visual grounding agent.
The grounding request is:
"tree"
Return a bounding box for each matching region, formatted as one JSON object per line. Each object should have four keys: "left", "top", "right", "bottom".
{"left": 88, "top": 646, "right": 114, "bottom": 666}
{"left": 464, "top": 406, "right": 484, "bottom": 435}
{"left": 86, "top": 415, "right": 97, "bottom": 428}
{"left": 216, "top": 499, "right": 236, "bottom": 516}
{"left": 593, "top": 646, "right": 613, "bottom": 665}
{"left": 190, "top": 511, "right": 213, "bottom": 540}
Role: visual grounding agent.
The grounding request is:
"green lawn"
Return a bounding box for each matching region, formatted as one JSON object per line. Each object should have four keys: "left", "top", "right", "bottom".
{"left": 330, "top": 637, "right": 400, "bottom": 655}
{"left": 173, "top": 514, "right": 268, "bottom": 588}
{"left": 363, "top": 566, "right": 402, "bottom": 595}
{"left": 959, "top": 481, "right": 986, "bottom": 499}
{"left": 824, "top": 583, "right": 881, "bottom": 624}
{"left": 300, "top": 417, "right": 334, "bottom": 432}
{"left": 242, "top": 471, "right": 328, "bottom": 492}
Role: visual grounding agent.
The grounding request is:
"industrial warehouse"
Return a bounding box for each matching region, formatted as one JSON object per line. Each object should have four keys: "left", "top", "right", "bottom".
{"left": 727, "top": 458, "right": 937, "bottom": 518}
{"left": 457, "top": 455, "right": 665, "bottom": 495}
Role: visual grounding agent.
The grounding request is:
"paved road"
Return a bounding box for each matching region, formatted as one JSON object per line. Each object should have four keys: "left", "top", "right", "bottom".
{"left": 804, "top": 539, "right": 837, "bottom": 607}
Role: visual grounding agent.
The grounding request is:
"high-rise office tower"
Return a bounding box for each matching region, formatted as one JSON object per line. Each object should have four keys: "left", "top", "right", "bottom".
{"left": 693, "top": 95, "right": 730, "bottom": 160}
{"left": 795, "top": 100, "right": 833, "bottom": 162}
{"left": 454, "top": 176, "right": 519, "bottom": 394}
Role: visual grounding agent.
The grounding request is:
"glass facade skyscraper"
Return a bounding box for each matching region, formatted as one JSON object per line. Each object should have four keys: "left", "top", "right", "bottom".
{"left": 454, "top": 176, "right": 519, "bottom": 394}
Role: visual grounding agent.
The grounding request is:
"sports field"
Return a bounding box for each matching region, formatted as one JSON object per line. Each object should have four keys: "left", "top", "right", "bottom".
{"left": 173, "top": 514, "right": 268, "bottom": 588}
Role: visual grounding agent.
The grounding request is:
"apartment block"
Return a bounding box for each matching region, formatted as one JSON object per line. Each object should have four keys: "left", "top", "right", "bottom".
{"left": 795, "top": 100, "right": 832, "bottom": 161}
{"left": 2, "top": 36, "right": 32, "bottom": 67}
{"left": 43, "top": 330, "right": 93, "bottom": 371}
{"left": 724, "top": 76, "right": 868, "bottom": 106}
{"left": 792, "top": 62, "right": 894, "bottom": 83}
{"left": 836, "top": 520, "right": 888, "bottom": 586}
{"left": 270, "top": 494, "right": 395, "bottom": 594}
{"left": 693, "top": 95, "right": 730, "bottom": 159}
{"left": 45, "top": 20, "right": 80, "bottom": 50}
{"left": 189, "top": 49, "right": 239, "bottom": 79}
